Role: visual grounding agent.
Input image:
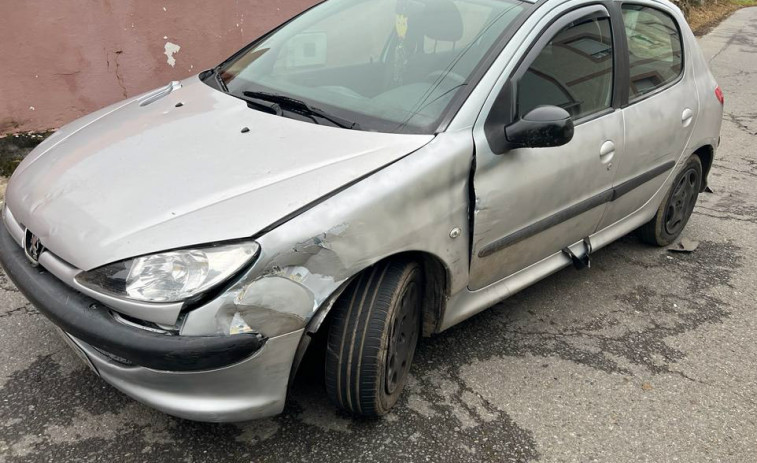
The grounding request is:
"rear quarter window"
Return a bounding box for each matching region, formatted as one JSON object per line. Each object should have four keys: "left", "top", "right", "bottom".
{"left": 622, "top": 4, "right": 683, "bottom": 99}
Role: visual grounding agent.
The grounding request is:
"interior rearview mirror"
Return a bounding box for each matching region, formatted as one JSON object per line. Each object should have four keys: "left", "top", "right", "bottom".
{"left": 504, "top": 106, "right": 574, "bottom": 149}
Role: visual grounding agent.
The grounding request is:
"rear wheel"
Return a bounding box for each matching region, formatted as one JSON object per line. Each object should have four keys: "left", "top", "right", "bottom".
{"left": 325, "top": 259, "right": 422, "bottom": 417}
{"left": 637, "top": 155, "right": 702, "bottom": 246}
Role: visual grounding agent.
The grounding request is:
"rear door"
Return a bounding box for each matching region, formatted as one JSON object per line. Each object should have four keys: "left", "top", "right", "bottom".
{"left": 469, "top": 4, "right": 624, "bottom": 290}
{"left": 597, "top": 1, "right": 698, "bottom": 229}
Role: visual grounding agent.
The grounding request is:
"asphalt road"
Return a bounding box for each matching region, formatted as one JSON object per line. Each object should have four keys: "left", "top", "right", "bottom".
{"left": 2, "top": 9, "right": 757, "bottom": 463}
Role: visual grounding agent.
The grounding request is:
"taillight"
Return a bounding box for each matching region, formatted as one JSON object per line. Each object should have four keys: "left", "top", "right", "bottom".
{"left": 715, "top": 86, "right": 724, "bottom": 105}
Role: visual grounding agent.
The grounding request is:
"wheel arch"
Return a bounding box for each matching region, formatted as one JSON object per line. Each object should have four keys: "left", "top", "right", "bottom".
{"left": 691, "top": 143, "right": 715, "bottom": 192}
{"left": 287, "top": 250, "right": 451, "bottom": 385}
{"left": 308, "top": 250, "right": 450, "bottom": 338}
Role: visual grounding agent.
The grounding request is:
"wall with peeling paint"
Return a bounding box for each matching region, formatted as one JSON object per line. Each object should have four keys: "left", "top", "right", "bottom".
{"left": 0, "top": 0, "right": 318, "bottom": 135}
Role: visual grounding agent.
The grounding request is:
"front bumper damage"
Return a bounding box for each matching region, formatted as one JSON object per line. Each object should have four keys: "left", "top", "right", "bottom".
{"left": 61, "top": 328, "right": 302, "bottom": 422}
{"left": 0, "top": 219, "right": 301, "bottom": 422}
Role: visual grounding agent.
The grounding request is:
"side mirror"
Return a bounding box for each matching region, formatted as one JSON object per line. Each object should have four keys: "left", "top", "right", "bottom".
{"left": 504, "top": 106, "right": 574, "bottom": 149}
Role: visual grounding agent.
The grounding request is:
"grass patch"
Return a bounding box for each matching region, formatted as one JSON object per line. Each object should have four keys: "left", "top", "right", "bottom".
{"left": 686, "top": 0, "right": 757, "bottom": 35}
{"left": 0, "top": 132, "right": 54, "bottom": 177}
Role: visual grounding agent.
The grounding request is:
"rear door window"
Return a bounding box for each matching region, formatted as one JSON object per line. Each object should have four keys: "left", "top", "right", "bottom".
{"left": 621, "top": 4, "right": 683, "bottom": 99}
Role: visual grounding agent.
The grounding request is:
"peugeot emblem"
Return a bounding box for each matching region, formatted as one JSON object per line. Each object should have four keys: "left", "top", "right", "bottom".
{"left": 24, "top": 229, "right": 44, "bottom": 266}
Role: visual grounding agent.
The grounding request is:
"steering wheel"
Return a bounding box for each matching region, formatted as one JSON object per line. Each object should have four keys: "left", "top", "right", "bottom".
{"left": 425, "top": 70, "right": 467, "bottom": 86}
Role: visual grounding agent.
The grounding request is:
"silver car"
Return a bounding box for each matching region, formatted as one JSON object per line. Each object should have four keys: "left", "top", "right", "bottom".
{"left": 0, "top": 0, "right": 722, "bottom": 422}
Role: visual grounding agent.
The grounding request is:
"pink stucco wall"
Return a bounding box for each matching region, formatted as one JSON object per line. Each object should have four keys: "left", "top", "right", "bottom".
{"left": 0, "top": 0, "right": 318, "bottom": 134}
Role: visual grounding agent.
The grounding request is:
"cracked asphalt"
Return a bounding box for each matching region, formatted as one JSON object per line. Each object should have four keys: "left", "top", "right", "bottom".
{"left": 2, "top": 8, "right": 757, "bottom": 462}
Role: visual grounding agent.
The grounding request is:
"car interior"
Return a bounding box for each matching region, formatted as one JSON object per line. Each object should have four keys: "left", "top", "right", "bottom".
{"left": 223, "top": 0, "right": 524, "bottom": 129}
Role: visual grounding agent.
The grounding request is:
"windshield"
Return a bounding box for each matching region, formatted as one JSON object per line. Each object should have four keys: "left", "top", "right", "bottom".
{"left": 215, "top": 0, "right": 526, "bottom": 133}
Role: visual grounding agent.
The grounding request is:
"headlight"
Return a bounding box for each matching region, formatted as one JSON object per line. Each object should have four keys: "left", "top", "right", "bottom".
{"left": 76, "top": 242, "right": 260, "bottom": 303}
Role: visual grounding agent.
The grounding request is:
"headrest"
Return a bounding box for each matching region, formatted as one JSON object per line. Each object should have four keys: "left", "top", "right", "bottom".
{"left": 422, "top": 0, "right": 464, "bottom": 42}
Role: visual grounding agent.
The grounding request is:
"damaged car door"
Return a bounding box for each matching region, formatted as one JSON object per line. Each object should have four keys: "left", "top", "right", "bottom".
{"left": 470, "top": 5, "right": 625, "bottom": 289}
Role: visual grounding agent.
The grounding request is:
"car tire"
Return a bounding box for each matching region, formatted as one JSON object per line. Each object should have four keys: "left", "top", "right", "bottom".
{"left": 325, "top": 259, "right": 422, "bottom": 417}
{"left": 637, "top": 155, "right": 703, "bottom": 247}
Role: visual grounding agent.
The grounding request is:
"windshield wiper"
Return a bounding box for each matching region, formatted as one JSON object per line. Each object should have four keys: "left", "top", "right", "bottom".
{"left": 212, "top": 66, "right": 229, "bottom": 93}
{"left": 242, "top": 91, "right": 361, "bottom": 130}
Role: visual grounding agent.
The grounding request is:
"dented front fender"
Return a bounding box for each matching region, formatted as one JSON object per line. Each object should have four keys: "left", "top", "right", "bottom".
{"left": 180, "top": 130, "right": 474, "bottom": 341}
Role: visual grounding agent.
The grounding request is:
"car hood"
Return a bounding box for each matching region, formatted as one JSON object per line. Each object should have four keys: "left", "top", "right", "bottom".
{"left": 5, "top": 77, "right": 433, "bottom": 270}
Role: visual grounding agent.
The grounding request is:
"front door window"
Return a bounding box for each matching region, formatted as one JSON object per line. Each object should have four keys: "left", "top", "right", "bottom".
{"left": 517, "top": 16, "right": 614, "bottom": 119}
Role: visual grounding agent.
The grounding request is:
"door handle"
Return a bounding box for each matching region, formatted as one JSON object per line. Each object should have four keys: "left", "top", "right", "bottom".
{"left": 599, "top": 140, "right": 615, "bottom": 166}
{"left": 682, "top": 108, "right": 694, "bottom": 127}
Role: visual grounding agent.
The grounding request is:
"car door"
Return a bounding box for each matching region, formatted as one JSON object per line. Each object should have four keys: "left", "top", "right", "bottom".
{"left": 469, "top": 4, "right": 625, "bottom": 290}
{"left": 597, "top": 2, "right": 698, "bottom": 229}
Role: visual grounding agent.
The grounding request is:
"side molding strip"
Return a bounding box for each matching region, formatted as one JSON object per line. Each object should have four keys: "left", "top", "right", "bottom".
{"left": 477, "top": 160, "right": 676, "bottom": 258}
{"left": 479, "top": 190, "right": 613, "bottom": 258}
{"left": 611, "top": 160, "right": 676, "bottom": 200}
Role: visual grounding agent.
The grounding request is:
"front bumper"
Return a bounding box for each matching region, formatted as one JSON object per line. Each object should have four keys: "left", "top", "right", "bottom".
{"left": 0, "top": 219, "right": 301, "bottom": 422}
{"left": 61, "top": 328, "right": 302, "bottom": 422}
{"left": 0, "top": 220, "right": 265, "bottom": 372}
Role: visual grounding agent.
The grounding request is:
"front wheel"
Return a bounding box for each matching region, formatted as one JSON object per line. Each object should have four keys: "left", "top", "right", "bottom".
{"left": 325, "top": 259, "right": 422, "bottom": 417}
{"left": 637, "top": 155, "right": 702, "bottom": 246}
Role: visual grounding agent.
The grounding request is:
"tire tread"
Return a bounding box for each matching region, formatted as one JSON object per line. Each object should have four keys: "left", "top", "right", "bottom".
{"left": 325, "top": 259, "right": 420, "bottom": 416}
